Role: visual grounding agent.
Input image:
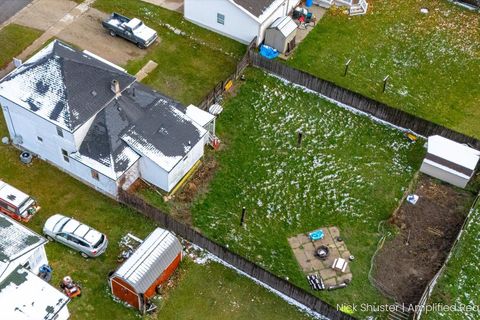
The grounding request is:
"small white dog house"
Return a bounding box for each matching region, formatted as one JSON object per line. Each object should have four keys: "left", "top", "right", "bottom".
{"left": 420, "top": 135, "right": 480, "bottom": 188}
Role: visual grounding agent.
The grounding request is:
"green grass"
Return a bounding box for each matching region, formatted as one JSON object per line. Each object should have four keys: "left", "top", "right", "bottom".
{"left": 93, "top": 0, "right": 246, "bottom": 105}
{"left": 0, "top": 24, "right": 42, "bottom": 68}
{"left": 288, "top": 0, "right": 480, "bottom": 138}
{"left": 0, "top": 109, "right": 311, "bottom": 319}
{"left": 422, "top": 201, "right": 480, "bottom": 320}
{"left": 159, "top": 260, "right": 312, "bottom": 320}
{"left": 190, "top": 68, "right": 425, "bottom": 317}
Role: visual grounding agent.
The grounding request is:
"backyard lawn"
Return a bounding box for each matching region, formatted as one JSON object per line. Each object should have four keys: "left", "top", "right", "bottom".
{"left": 423, "top": 201, "right": 480, "bottom": 320}
{"left": 0, "top": 112, "right": 312, "bottom": 320}
{"left": 190, "top": 68, "right": 425, "bottom": 317}
{"left": 94, "top": 0, "right": 246, "bottom": 105}
{"left": 288, "top": 0, "right": 480, "bottom": 138}
{"left": 0, "top": 24, "right": 42, "bottom": 68}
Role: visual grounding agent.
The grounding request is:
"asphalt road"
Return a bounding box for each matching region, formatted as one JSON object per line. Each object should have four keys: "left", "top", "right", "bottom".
{"left": 0, "top": 0, "right": 32, "bottom": 24}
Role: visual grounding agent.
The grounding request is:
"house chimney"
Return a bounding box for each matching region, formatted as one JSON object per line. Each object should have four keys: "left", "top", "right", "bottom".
{"left": 111, "top": 80, "right": 121, "bottom": 98}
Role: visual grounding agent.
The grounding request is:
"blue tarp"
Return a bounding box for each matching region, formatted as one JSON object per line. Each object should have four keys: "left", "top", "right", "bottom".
{"left": 259, "top": 45, "right": 279, "bottom": 60}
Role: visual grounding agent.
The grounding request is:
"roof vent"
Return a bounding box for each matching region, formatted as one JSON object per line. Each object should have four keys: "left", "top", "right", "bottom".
{"left": 91, "top": 90, "right": 97, "bottom": 97}
{"left": 111, "top": 80, "right": 121, "bottom": 98}
{"left": 7, "top": 194, "right": 16, "bottom": 201}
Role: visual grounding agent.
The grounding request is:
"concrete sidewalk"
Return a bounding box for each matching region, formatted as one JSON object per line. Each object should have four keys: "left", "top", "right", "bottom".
{"left": 0, "top": 0, "right": 95, "bottom": 79}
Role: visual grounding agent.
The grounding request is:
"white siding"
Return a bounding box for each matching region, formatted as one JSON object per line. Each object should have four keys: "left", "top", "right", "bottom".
{"left": 73, "top": 115, "right": 96, "bottom": 149}
{"left": 0, "top": 245, "right": 48, "bottom": 282}
{"left": 167, "top": 138, "right": 204, "bottom": 191}
{"left": 257, "top": 0, "right": 299, "bottom": 44}
{"left": 139, "top": 156, "right": 170, "bottom": 191}
{"left": 69, "top": 157, "right": 118, "bottom": 197}
{"left": 0, "top": 97, "right": 77, "bottom": 168}
{"left": 420, "top": 162, "right": 469, "bottom": 189}
{"left": 184, "top": 0, "right": 260, "bottom": 44}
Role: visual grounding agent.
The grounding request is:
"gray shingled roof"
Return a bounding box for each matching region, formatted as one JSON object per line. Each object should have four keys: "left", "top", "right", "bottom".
{"left": 0, "top": 215, "right": 46, "bottom": 263}
{"left": 0, "top": 40, "right": 136, "bottom": 131}
{"left": 79, "top": 83, "right": 206, "bottom": 175}
{"left": 232, "top": 0, "right": 276, "bottom": 17}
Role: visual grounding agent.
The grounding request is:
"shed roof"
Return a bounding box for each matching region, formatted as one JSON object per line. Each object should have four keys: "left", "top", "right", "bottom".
{"left": 186, "top": 105, "right": 215, "bottom": 127}
{"left": 113, "top": 228, "right": 182, "bottom": 293}
{"left": 0, "top": 214, "right": 46, "bottom": 264}
{"left": 0, "top": 40, "right": 135, "bottom": 132}
{"left": 0, "top": 266, "right": 69, "bottom": 320}
{"left": 269, "top": 16, "right": 297, "bottom": 37}
{"left": 426, "top": 135, "right": 480, "bottom": 176}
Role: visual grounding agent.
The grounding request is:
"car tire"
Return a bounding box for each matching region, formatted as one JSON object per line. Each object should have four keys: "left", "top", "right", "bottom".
{"left": 81, "top": 252, "right": 89, "bottom": 259}
{"left": 155, "top": 285, "right": 162, "bottom": 295}
{"left": 137, "top": 42, "right": 146, "bottom": 49}
{"left": 109, "top": 30, "right": 116, "bottom": 37}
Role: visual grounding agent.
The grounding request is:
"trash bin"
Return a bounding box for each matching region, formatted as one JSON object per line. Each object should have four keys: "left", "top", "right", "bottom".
{"left": 306, "top": 0, "right": 313, "bottom": 7}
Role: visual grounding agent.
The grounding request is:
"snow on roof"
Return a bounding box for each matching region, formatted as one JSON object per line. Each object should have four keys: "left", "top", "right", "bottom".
{"left": 0, "top": 266, "right": 69, "bottom": 320}
{"left": 427, "top": 135, "right": 480, "bottom": 171}
{"left": 0, "top": 40, "right": 135, "bottom": 132}
{"left": 186, "top": 105, "right": 215, "bottom": 127}
{"left": 113, "top": 228, "right": 182, "bottom": 293}
{"left": 121, "top": 102, "right": 206, "bottom": 172}
{"left": 0, "top": 181, "right": 31, "bottom": 208}
{"left": 0, "top": 214, "right": 46, "bottom": 263}
{"left": 269, "top": 16, "right": 297, "bottom": 37}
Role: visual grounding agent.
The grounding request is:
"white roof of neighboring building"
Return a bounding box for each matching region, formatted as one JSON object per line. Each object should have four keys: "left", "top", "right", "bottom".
{"left": 0, "top": 266, "right": 69, "bottom": 320}
{"left": 0, "top": 181, "right": 31, "bottom": 208}
{"left": 186, "top": 105, "right": 215, "bottom": 127}
{"left": 269, "top": 16, "right": 297, "bottom": 37}
{"left": 427, "top": 135, "right": 480, "bottom": 170}
{"left": 0, "top": 214, "right": 46, "bottom": 264}
{"left": 113, "top": 228, "right": 182, "bottom": 293}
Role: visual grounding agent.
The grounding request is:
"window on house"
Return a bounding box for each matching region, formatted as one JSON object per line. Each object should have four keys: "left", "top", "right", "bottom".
{"left": 91, "top": 170, "right": 99, "bottom": 181}
{"left": 56, "top": 126, "right": 63, "bottom": 137}
{"left": 37, "top": 136, "right": 43, "bottom": 143}
{"left": 61, "top": 149, "right": 69, "bottom": 162}
{"left": 217, "top": 13, "right": 225, "bottom": 25}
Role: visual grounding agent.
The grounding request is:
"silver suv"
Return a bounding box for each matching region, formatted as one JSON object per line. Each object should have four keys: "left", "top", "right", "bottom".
{"left": 43, "top": 214, "right": 108, "bottom": 258}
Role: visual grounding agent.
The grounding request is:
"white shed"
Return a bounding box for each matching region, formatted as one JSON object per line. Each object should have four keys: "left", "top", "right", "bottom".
{"left": 184, "top": 0, "right": 300, "bottom": 45}
{"left": 265, "top": 16, "right": 297, "bottom": 54}
{"left": 420, "top": 135, "right": 480, "bottom": 188}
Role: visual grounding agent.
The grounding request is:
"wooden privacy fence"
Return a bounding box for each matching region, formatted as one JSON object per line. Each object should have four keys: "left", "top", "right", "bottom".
{"left": 413, "top": 192, "right": 480, "bottom": 319}
{"left": 249, "top": 51, "right": 480, "bottom": 149}
{"left": 197, "top": 38, "right": 256, "bottom": 110}
{"left": 118, "top": 189, "right": 355, "bottom": 320}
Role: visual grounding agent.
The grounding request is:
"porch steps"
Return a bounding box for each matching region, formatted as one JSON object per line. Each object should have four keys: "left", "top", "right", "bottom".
{"left": 349, "top": 0, "right": 369, "bottom": 15}
{"left": 313, "top": 0, "right": 335, "bottom": 8}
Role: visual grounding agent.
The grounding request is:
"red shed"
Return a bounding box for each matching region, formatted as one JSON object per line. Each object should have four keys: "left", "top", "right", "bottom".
{"left": 109, "top": 228, "right": 182, "bottom": 312}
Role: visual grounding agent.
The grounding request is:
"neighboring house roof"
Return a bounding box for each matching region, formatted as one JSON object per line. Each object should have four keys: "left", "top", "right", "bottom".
{"left": 0, "top": 265, "right": 69, "bottom": 320}
{"left": 232, "top": 0, "right": 277, "bottom": 17}
{"left": 0, "top": 40, "right": 135, "bottom": 132}
{"left": 113, "top": 228, "right": 182, "bottom": 293}
{"left": 424, "top": 135, "right": 480, "bottom": 178}
{"left": 268, "top": 16, "right": 297, "bottom": 37}
{"left": 0, "top": 214, "right": 46, "bottom": 264}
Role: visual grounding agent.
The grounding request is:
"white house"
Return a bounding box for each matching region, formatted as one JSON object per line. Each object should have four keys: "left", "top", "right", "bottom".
{"left": 0, "top": 40, "right": 213, "bottom": 198}
{"left": 0, "top": 214, "right": 70, "bottom": 320}
{"left": 420, "top": 135, "right": 480, "bottom": 189}
{"left": 184, "top": 0, "right": 301, "bottom": 45}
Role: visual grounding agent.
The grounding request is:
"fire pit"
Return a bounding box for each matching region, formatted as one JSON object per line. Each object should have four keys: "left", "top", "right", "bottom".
{"left": 316, "top": 245, "right": 329, "bottom": 260}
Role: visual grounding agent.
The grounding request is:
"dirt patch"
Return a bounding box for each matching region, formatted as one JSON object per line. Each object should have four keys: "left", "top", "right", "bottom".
{"left": 57, "top": 8, "right": 148, "bottom": 66}
{"left": 14, "top": 0, "right": 77, "bottom": 31}
{"left": 373, "top": 174, "right": 474, "bottom": 305}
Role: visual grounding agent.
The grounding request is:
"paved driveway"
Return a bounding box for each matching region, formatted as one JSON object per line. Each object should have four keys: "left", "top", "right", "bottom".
{"left": 0, "top": 0, "right": 32, "bottom": 24}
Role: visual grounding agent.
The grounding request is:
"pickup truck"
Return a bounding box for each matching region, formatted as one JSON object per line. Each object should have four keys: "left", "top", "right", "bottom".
{"left": 102, "top": 13, "right": 158, "bottom": 48}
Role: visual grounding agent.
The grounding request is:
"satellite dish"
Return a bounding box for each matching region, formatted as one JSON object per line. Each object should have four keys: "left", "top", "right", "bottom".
{"left": 1, "top": 137, "right": 9, "bottom": 144}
